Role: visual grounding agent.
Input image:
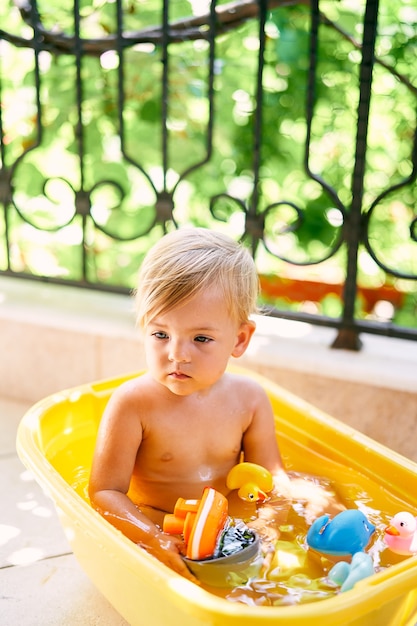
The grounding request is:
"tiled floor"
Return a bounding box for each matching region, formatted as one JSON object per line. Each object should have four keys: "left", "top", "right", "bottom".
{"left": 1, "top": 397, "right": 129, "bottom": 625}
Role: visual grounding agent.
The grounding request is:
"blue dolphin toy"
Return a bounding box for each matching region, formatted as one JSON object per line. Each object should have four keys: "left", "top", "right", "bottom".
{"left": 306, "top": 510, "right": 375, "bottom": 557}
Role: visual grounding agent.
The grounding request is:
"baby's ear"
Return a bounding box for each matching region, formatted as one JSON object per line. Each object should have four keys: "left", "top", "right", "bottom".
{"left": 231, "top": 320, "right": 256, "bottom": 358}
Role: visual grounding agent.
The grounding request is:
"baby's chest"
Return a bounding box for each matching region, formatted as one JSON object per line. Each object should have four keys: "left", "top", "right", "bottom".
{"left": 143, "top": 415, "right": 243, "bottom": 460}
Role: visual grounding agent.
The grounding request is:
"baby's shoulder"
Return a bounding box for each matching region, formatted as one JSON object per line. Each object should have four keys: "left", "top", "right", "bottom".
{"left": 223, "top": 372, "right": 266, "bottom": 398}
{"left": 108, "top": 373, "right": 156, "bottom": 408}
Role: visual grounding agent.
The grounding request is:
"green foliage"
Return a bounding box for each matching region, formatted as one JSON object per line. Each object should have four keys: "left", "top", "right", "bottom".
{"left": 0, "top": 0, "right": 416, "bottom": 324}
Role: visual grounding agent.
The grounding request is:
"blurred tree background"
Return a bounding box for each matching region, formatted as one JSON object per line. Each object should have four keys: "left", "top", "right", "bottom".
{"left": 0, "top": 0, "right": 416, "bottom": 327}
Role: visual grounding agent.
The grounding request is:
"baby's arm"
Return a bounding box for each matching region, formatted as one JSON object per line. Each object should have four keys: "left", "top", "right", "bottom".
{"left": 88, "top": 382, "right": 196, "bottom": 582}
{"left": 241, "top": 380, "right": 291, "bottom": 540}
{"left": 241, "top": 378, "right": 287, "bottom": 483}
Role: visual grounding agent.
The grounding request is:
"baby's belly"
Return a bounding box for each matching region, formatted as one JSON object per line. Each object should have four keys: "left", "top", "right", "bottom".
{"left": 128, "top": 472, "right": 230, "bottom": 514}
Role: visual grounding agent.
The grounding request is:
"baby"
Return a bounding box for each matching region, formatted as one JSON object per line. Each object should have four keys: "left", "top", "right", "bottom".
{"left": 88, "top": 228, "right": 288, "bottom": 581}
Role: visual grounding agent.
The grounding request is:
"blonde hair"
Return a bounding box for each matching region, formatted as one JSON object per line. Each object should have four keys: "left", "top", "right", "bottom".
{"left": 135, "top": 228, "right": 259, "bottom": 327}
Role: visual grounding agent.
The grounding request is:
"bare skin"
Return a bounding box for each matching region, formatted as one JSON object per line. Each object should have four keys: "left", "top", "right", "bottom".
{"left": 89, "top": 287, "right": 286, "bottom": 581}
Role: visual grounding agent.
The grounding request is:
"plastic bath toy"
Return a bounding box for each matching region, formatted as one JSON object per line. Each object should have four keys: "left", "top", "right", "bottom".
{"left": 226, "top": 462, "right": 273, "bottom": 503}
{"left": 384, "top": 512, "right": 417, "bottom": 555}
{"left": 328, "top": 552, "right": 375, "bottom": 592}
{"left": 163, "top": 486, "right": 261, "bottom": 586}
{"left": 163, "top": 487, "right": 228, "bottom": 560}
{"left": 306, "top": 510, "right": 376, "bottom": 557}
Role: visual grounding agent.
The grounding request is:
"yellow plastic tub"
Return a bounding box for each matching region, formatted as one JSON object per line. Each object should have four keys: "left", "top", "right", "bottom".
{"left": 16, "top": 368, "right": 417, "bottom": 626}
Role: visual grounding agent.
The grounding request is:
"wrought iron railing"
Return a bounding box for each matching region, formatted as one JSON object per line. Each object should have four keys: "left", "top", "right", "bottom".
{"left": 0, "top": 0, "right": 416, "bottom": 349}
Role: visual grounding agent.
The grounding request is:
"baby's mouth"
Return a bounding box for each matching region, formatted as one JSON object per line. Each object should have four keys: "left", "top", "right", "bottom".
{"left": 169, "top": 371, "right": 190, "bottom": 380}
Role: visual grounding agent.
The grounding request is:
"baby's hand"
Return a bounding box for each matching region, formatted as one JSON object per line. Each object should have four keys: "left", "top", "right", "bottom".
{"left": 248, "top": 471, "right": 292, "bottom": 548}
{"left": 273, "top": 469, "right": 292, "bottom": 500}
{"left": 140, "top": 532, "right": 199, "bottom": 583}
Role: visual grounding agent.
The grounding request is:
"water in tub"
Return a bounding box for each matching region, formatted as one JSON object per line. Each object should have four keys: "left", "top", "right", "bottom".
{"left": 52, "top": 438, "right": 414, "bottom": 608}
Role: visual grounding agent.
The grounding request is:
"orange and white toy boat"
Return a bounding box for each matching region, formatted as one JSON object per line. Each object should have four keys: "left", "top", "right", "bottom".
{"left": 163, "top": 487, "right": 229, "bottom": 560}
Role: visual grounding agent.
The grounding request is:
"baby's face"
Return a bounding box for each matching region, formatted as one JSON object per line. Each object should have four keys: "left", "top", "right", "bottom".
{"left": 143, "top": 285, "right": 249, "bottom": 396}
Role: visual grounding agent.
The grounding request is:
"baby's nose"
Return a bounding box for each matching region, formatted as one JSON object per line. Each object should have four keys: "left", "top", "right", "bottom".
{"left": 168, "top": 339, "right": 190, "bottom": 363}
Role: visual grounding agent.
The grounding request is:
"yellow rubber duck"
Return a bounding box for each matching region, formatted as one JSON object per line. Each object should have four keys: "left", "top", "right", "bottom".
{"left": 226, "top": 462, "right": 273, "bottom": 503}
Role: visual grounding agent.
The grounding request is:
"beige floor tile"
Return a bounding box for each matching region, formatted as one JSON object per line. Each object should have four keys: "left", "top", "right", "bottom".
{"left": 1, "top": 553, "right": 129, "bottom": 625}
{"left": 0, "top": 456, "right": 70, "bottom": 569}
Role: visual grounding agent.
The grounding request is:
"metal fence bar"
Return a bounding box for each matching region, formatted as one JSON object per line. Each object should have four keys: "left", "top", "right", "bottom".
{"left": 332, "top": 0, "right": 380, "bottom": 350}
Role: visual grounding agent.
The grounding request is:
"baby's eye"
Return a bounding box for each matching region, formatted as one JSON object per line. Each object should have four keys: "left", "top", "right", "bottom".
{"left": 194, "top": 335, "right": 212, "bottom": 343}
{"left": 152, "top": 331, "right": 169, "bottom": 340}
